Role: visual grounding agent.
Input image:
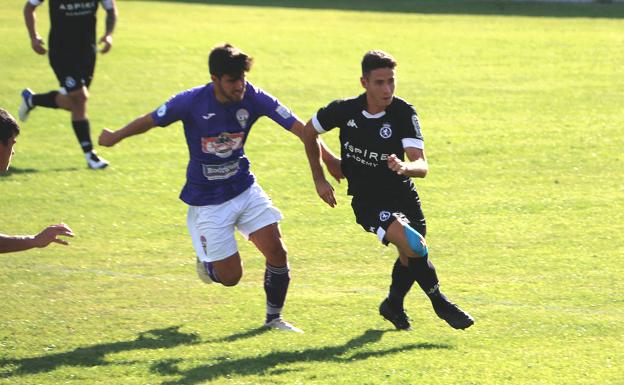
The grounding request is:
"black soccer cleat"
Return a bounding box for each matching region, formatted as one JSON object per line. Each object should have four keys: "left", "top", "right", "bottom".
{"left": 431, "top": 294, "right": 474, "bottom": 330}
{"left": 379, "top": 298, "right": 412, "bottom": 331}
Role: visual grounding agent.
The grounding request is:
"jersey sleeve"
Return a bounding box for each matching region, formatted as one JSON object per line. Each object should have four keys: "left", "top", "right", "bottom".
{"left": 28, "top": 0, "right": 43, "bottom": 6}
{"left": 311, "top": 100, "right": 342, "bottom": 134}
{"left": 399, "top": 103, "right": 425, "bottom": 150}
{"left": 100, "top": 0, "right": 115, "bottom": 10}
{"left": 252, "top": 86, "right": 298, "bottom": 130}
{"left": 151, "top": 89, "right": 194, "bottom": 128}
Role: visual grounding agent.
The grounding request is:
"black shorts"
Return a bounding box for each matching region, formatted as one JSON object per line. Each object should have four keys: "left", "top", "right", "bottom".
{"left": 49, "top": 44, "right": 96, "bottom": 92}
{"left": 351, "top": 193, "right": 426, "bottom": 245}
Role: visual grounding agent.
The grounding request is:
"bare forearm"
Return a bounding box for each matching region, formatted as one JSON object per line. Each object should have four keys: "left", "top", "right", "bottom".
{"left": 403, "top": 159, "right": 428, "bottom": 178}
{"left": 303, "top": 130, "right": 326, "bottom": 182}
{"left": 0, "top": 234, "right": 36, "bottom": 253}
{"left": 23, "top": 3, "right": 38, "bottom": 40}
{"left": 115, "top": 114, "right": 155, "bottom": 142}
{"left": 104, "top": 8, "right": 117, "bottom": 36}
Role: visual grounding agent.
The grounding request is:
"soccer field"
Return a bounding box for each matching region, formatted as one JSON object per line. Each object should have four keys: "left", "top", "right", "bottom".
{"left": 1, "top": 1, "right": 623, "bottom": 384}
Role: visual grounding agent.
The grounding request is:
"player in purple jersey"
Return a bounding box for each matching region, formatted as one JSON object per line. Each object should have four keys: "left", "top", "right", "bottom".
{"left": 302, "top": 50, "right": 474, "bottom": 331}
{"left": 18, "top": 0, "right": 118, "bottom": 169}
{"left": 98, "top": 44, "right": 342, "bottom": 332}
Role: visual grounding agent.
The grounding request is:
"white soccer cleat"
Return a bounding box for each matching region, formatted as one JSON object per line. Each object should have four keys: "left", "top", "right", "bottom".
{"left": 195, "top": 258, "right": 214, "bottom": 284}
{"left": 86, "top": 151, "right": 109, "bottom": 169}
{"left": 264, "top": 318, "right": 304, "bottom": 333}
{"left": 18, "top": 88, "right": 35, "bottom": 122}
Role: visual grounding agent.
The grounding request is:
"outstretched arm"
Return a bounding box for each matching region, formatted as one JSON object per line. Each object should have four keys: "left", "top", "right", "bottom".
{"left": 98, "top": 113, "right": 156, "bottom": 147}
{"left": 0, "top": 223, "right": 74, "bottom": 253}
{"left": 23, "top": 1, "right": 46, "bottom": 55}
{"left": 302, "top": 120, "right": 337, "bottom": 207}
{"left": 290, "top": 119, "right": 343, "bottom": 183}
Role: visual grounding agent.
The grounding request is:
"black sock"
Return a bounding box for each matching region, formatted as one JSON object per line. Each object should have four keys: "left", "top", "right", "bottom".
{"left": 407, "top": 256, "right": 440, "bottom": 298}
{"left": 31, "top": 91, "right": 59, "bottom": 108}
{"left": 264, "top": 264, "right": 290, "bottom": 323}
{"left": 387, "top": 258, "right": 415, "bottom": 311}
{"left": 72, "top": 120, "right": 93, "bottom": 153}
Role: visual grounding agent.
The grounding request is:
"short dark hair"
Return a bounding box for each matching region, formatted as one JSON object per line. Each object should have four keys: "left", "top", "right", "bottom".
{"left": 361, "top": 50, "right": 397, "bottom": 76}
{"left": 208, "top": 43, "right": 253, "bottom": 79}
{"left": 0, "top": 108, "right": 20, "bottom": 146}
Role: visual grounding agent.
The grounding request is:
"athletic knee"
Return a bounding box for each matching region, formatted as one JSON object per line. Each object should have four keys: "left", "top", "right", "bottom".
{"left": 219, "top": 272, "right": 242, "bottom": 287}
{"left": 215, "top": 262, "right": 243, "bottom": 286}
{"left": 69, "top": 89, "right": 89, "bottom": 106}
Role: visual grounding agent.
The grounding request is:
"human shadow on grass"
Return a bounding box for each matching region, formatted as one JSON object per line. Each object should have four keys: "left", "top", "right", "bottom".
{"left": 0, "top": 166, "right": 80, "bottom": 176}
{"left": 126, "top": 0, "right": 624, "bottom": 19}
{"left": 151, "top": 329, "right": 452, "bottom": 385}
{"left": 0, "top": 326, "right": 200, "bottom": 378}
{"left": 208, "top": 326, "right": 271, "bottom": 343}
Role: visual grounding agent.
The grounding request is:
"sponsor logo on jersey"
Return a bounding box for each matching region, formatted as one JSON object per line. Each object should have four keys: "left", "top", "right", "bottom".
{"left": 201, "top": 132, "right": 245, "bottom": 158}
{"left": 65, "top": 76, "right": 76, "bottom": 88}
{"left": 202, "top": 113, "right": 216, "bottom": 120}
{"left": 347, "top": 119, "right": 358, "bottom": 128}
{"left": 156, "top": 104, "right": 167, "bottom": 117}
{"left": 236, "top": 109, "right": 250, "bottom": 128}
{"left": 379, "top": 211, "right": 391, "bottom": 222}
{"left": 379, "top": 123, "right": 392, "bottom": 139}
{"left": 343, "top": 141, "right": 389, "bottom": 168}
{"left": 59, "top": 1, "right": 96, "bottom": 11}
{"left": 276, "top": 105, "right": 292, "bottom": 120}
{"left": 412, "top": 114, "right": 422, "bottom": 137}
{"left": 201, "top": 159, "right": 240, "bottom": 180}
{"left": 58, "top": 1, "right": 97, "bottom": 16}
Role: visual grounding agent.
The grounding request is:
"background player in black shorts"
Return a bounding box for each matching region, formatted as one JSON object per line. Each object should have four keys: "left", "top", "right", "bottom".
{"left": 19, "top": 0, "right": 118, "bottom": 169}
{"left": 302, "top": 50, "right": 474, "bottom": 331}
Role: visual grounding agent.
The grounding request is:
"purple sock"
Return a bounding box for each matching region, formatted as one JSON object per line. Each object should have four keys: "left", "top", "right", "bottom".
{"left": 264, "top": 264, "right": 290, "bottom": 323}
{"left": 203, "top": 261, "right": 221, "bottom": 283}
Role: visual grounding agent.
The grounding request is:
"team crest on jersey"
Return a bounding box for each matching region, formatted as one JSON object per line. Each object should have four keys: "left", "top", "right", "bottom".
{"left": 202, "top": 132, "right": 245, "bottom": 158}
{"left": 65, "top": 76, "right": 76, "bottom": 88}
{"left": 412, "top": 114, "right": 422, "bottom": 137}
{"left": 379, "top": 123, "right": 392, "bottom": 139}
{"left": 236, "top": 109, "right": 250, "bottom": 128}
{"left": 379, "top": 211, "right": 391, "bottom": 222}
{"left": 347, "top": 119, "right": 358, "bottom": 128}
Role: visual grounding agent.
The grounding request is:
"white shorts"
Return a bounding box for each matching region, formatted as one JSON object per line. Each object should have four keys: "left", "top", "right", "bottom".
{"left": 187, "top": 183, "right": 283, "bottom": 263}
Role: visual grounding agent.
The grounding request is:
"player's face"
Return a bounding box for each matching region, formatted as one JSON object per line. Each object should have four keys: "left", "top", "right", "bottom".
{"left": 361, "top": 67, "right": 396, "bottom": 113}
{"left": 212, "top": 73, "right": 247, "bottom": 103}
{"left": 0, "top": 134, "right": 17, "bottom": 173}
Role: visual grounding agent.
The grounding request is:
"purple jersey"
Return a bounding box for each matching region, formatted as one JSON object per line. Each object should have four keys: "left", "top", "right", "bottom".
{"left": 151, "top": 82, "right": 298, "bottom": 205}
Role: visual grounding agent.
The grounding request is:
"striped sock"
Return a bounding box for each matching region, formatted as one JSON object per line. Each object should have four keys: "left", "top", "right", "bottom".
{"left": 264, "top": 263, "right": 290, "bottom": 323}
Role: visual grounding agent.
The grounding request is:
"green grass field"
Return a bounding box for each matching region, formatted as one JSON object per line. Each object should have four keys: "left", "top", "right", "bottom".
{"left": 1, "top": 1, "right": 623, "bottom": 384}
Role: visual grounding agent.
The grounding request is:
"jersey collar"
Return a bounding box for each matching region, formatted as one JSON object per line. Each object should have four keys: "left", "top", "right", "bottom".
{"left": 361, "top": 110, "right": 386, "bottom": 119}
{"left": 358, "top": 93, "right": 388, "bottom": 119}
